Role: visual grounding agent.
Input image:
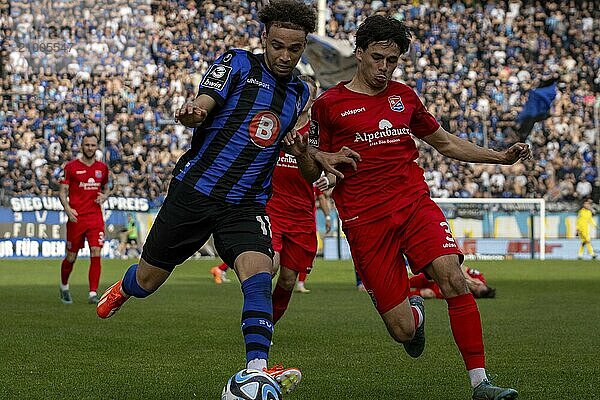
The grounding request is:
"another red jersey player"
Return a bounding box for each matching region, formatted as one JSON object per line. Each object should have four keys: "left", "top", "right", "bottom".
{"left": 410, "top": 266, "right": 496, "bottom": 300}
{"left": 268, "top": 75, "right": 331, "bottom": 321}
{"left": 58, "top": 133, "right": 110, "bottom": 305}
{"left": 289, "top": 16, "right": 530, "bottom": 400}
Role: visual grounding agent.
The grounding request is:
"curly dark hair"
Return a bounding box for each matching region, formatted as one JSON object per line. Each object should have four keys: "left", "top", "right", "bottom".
{"left": 258, "top": 0, "right": 316, "bottom": 35}
{"left": 355, "top": 15, "right": 412, "bottom": 54}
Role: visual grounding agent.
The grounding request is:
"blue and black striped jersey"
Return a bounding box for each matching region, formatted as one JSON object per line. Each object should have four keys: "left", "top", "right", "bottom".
{"left": 174, "top": 49, "right": 310, "bottom": 205}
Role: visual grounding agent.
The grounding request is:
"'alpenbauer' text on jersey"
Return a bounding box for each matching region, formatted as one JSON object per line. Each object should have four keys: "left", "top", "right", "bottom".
{"left": 175, "top": 49, "right": 310, "bottom": 205}
{"left": 311, "top": 80, "right": 440, "bottom": 227}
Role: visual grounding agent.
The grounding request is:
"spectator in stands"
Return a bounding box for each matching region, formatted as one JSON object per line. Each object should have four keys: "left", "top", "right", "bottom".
{"left": 0, "top": 0, "right": 598, "bottom": 207}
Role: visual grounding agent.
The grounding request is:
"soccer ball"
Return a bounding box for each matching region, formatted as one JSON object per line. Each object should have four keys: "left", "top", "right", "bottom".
{"left": 221, "top": 369, "right": 282, "bottom": 400}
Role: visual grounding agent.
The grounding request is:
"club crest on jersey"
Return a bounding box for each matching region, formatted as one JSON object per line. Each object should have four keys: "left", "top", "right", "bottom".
{"left": 388, "top": 95, "right": 405, "bottom": 112}
{"left": 95, "top": 170, "right": 102, "bottom": 179}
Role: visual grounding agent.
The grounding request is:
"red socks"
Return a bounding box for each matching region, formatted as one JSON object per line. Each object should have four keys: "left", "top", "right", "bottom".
{"left": 298, "top": 272, "right": 307, "bottom": 283}
{"left": 89, "top": 257, "right": 101, "bottom": 292}
{"left": 272, "top": 283, "right": 293, "bottom": 324}
{"left": 218, "top": 262, "right": 228, "bottom": 271}
{"left": 411, "top": 305, "right": 421, "bottom": 328}
{"left": 446, "top": 293, "right": 485, "bottom": 370}
{"left": 60, "top": 259, "right": 74, "bottom": 285}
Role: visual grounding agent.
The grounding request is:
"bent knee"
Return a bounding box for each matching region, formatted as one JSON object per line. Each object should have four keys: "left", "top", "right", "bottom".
{"left": 277, "top": 267, "right": 297, "bottom": 291}
{"left": 386, "top": 322, "right": 415, "bottom": 343}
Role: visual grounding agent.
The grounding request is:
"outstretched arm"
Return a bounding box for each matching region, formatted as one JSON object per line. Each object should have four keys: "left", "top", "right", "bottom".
{"left": 283, "top": 131, "right": 361, "bottom": 183}
{"left": 174, "top": 94, "right": 217, "bottom": 128}
{"left": 422, "top": 127, "right": 531, "bottom": 164}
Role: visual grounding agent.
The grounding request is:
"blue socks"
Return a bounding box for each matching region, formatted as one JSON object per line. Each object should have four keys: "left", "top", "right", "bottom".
{"left": 121, "top": 264, "right": 152, "bottom": 298}
{"left": 241, "top": 272, "right": 274, "bottom": 364}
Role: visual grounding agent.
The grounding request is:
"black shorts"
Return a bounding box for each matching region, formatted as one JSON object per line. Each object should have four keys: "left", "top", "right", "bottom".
{"left": 142, "top": 180, "right": 273, "bottom": 271}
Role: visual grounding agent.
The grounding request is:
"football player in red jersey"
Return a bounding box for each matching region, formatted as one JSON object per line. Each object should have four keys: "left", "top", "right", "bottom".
{"left": 288, "top": 15, "right": 530, "bottom": 400}
{"left": 410, "top": 266, "right": 496, "bottom": 300}
{"left": 58, "top": 133, "right": 110, "bottom": 305}
{"left": 268, "top": 75, "right": 331, "bottom": 321}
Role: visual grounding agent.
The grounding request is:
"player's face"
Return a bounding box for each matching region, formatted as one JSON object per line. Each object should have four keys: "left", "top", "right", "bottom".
{"left": 262, "top": 26, "right": 307, "bottom": 78}
{"left": 356, "top": 41, "right": 401, "bottom": 89}
{"left": 81, "top": 137, "right": 98, "bottom": 160}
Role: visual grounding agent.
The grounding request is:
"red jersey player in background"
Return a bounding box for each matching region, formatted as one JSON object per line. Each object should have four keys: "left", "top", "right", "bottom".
{"left": 410, "top": 265, "right": 496, "bottom": 300}
{"left": 288, "top": 15, "right": 530, "bottom": 400}
{"left": 58, "top": 133, "right": 110, "bottom": 304}
{"left": 268, "top": 75, "right": 331, "bottom": 322}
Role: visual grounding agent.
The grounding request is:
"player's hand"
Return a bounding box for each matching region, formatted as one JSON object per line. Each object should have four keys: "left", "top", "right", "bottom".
{"left": 67, "top": 208, "right": 78, "bottom": 223}
{"left": 503, "top": 143, "right": 532, "bottom": 164}
{"left": 175, "top": 102, "right": 208, "bottom": 128}
{"left": 282, "top": 130, "right": 306, "bottom": 157}
{"left": 325, "top": 217, "right": 332, "bottom": 233}
{"left": 314, "top": 175, "right": 334, "bottom": 191}
{"left": 95, "top": 192, "right": 107, "bottom": 205}
{"left": 314, "top": 147, "right": 361, "bottom": 179}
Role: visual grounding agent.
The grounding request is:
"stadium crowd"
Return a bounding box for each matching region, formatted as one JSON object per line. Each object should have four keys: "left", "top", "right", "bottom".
{"left": 0, "top": 0, "right": 599, "bottom": 207}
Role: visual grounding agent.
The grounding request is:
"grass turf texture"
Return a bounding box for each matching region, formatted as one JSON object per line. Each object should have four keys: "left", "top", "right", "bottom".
{"left": 0, "top": 259, "right": 597, "bottom": 399}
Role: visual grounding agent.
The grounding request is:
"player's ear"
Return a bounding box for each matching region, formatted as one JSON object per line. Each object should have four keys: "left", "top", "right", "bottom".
{"left": 261, "top": 30, "right": 267, "bottom": 47}
{"left": 355, "top": 47, "right": 363, "bottom": 62}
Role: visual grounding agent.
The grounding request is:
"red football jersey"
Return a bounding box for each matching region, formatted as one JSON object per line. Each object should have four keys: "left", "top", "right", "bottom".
{"left": 466, "top": 267, "right": 487, "bottom": 285}
{"left": 60, "top": 159, "right": 109, "bottom": 218}
{"left": 311, "top": 81, "right": 440, "bottom": 227}
{"left": 267, "top": 123, "right": 320, "bottom": 233}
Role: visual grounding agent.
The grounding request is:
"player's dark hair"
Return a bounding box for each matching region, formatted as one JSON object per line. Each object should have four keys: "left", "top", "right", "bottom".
{"left": 258, "top": 0, "right": 316, "bottom": 35}
{"left": 474, "top": 286, "right": 496, "bottom": 299}
{"left": 82, "top": 133, "right": 99, "bottom": 142}
{"left": 355, "top": 15, "right": 411, "bottom": 54}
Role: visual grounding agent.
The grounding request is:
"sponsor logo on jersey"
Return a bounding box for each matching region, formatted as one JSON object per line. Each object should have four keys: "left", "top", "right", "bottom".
{"left": 76, "top": 170, "right": 86, "bottom": 174}
{"left": 388, "top": 95, "right": 405, "bottom": 112}
{"left": 246, "top": 77, "right": 271, "bottom": 90}
{"left": 276, "top": 153, "right": 298, "bottom": 168}
{"left": 248, "top": 111, "right": 280, "bottom": 148}
{"left": 340, "top": 106, "right": 366, "bottom": 117}
{"left": 354, "top": 120, "right": 412, "bottom": 145}
{"left": 79, "top": 178, "right": 101, "bottom": 190}
{"left": 201, "top": 64, "right": 233, "bottom": 91}
{"left": 222, "top": 53, "right": 233, "bottom": 63}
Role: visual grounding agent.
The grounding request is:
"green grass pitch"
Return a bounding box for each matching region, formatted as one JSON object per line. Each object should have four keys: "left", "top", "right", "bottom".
{"left": 0, "top": 258, "right": 598, "bottom": 399}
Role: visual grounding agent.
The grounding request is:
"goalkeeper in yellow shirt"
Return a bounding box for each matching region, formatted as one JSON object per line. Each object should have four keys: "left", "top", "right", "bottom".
{"left": 577, "top": 199, "right": 597, "bottom": 259}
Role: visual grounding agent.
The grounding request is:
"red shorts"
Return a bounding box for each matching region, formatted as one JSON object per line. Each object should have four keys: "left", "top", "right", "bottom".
{"left": 66, "top": 215, "right": 105, "bottom": 252}
{"left": 271, "top": 227, "right": 317, "bottom": 274}
{"left": 344, "top": 195, "right": 463, "bottom": 314}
